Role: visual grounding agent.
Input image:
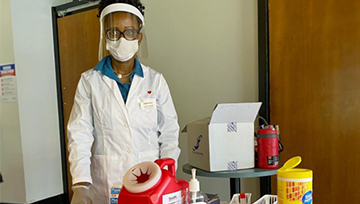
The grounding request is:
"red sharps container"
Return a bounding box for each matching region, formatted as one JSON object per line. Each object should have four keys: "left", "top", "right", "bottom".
{"left": 118, "top": 158, "right": 189, "bottom": 204}
{"left": 257, "top": 126, "right": 279, "bottom": 169}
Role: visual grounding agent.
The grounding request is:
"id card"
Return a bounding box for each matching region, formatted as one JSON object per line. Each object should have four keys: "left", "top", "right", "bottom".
{"left": 140, "top": 100, "right": 156, "bottom": 110}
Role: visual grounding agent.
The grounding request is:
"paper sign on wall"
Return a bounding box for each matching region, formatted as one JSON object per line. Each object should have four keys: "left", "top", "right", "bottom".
{"left": 0, "top": 64, "right": 17, "bottom": 102}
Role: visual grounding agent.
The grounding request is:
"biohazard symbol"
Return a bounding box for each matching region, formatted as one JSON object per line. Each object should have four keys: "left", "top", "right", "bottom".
{"left": 132, "top": 167, "right": 152, "bottom": 184}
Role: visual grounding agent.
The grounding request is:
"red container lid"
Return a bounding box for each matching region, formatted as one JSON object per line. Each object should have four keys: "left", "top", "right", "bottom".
{"left": 257, "top": 128, "right": 277, "bottom": 135}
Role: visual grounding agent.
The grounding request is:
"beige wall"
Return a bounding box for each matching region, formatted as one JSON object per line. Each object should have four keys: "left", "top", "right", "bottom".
{"left": 0, "top": 0, "right": 65, "bottom": 203}
{"left": 140, "top": 0, "right": 259, "bottom": 201}
{"left": 0, "top": 0, "right": 26, "bottom": 202}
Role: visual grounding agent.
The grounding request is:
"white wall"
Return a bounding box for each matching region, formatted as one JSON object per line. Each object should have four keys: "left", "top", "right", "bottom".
{"left": 140, "top": 0, "right": 259, "bottom": 202}
{"left": 0, "top": 0, "right": 26, "bottom": 202}
{"left": 3, "top": 0, "right": 66, "bottom": 203}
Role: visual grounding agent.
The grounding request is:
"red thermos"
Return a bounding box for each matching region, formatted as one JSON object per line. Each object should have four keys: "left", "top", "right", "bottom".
{"left": 257, "top": 127, "right": 279, "bottom": 169}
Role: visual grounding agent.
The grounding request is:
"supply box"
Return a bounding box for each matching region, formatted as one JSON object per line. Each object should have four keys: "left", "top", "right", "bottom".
{"left": 183, "top": 103, "right": 261, "bottom": 171}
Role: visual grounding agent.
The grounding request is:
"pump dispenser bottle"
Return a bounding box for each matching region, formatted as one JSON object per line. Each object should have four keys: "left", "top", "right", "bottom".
{"left": 186, "top": 168, "right": 208, "bottom": 204}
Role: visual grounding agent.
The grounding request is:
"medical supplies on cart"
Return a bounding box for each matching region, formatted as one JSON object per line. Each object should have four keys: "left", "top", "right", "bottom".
{"left": 187, "top": 168, "right": 208, "bottom": 204}
{"left": 229, "top": 193, "right": 252, "bottom": 204}
{"left": 277, "top": 157, "right": 313, "bottom": 204}
{"left": 253, "top": 195, "right": 278, "bottom": 204}
{"left": 118, "top": 158, "right": 189, "bottom": 204}
{"left": 183, "top": 103, "right": 262, "bottom": 171}
{"left": 256, "top": 126, "right": 279, "bottom": 169}
{"left": 229, "top": 194, "right": 277, "bottom": 204}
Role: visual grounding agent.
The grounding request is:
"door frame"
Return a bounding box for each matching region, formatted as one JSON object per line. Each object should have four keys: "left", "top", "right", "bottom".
{"left": 257, "top": 0, "right": 272, "bottom": 195}
{"left": 258, "top": 0, "right": 270, "bottom": 124}
{"left": 51, "top": 1, "right": 100, "bottom": 203}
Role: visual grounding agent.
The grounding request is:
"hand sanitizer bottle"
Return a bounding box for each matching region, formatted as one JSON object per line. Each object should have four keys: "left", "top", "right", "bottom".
{"left": 186, "top": 168, "right": 208, "bottom": 204}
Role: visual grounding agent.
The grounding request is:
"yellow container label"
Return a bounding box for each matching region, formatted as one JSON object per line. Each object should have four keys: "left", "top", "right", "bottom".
{"left": 278, "top": 177, "right": 312, "bottom": 204}
{"left": 277, "top": 157, "right": 313, "bottom": 204}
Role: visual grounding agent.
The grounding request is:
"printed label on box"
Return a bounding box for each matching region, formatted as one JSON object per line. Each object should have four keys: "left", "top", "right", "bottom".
{"left": 228, "top": 161, "right": 238, "bottom": 171}
{"left": 227, "top": 122, "right": 237, "bottom": 132}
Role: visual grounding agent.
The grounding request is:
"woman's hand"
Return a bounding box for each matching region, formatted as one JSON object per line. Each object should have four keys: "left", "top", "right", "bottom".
{"left": 71, "top": 185, "right": 93, "bottom": 204}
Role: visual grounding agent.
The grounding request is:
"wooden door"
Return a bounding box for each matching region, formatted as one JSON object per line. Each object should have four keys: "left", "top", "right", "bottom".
{"left": 57, "top": 8, "right": 100, "bottom": 199}
{"left": 269, "top": 0, "right": 360, "bottom": 203}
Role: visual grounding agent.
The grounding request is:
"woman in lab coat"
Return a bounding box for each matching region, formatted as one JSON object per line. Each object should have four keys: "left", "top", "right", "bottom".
{"left": 67, "top": 1, "right": 181, "bottom": 203}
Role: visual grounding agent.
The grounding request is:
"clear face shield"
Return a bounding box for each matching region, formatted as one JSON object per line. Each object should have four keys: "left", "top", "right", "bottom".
{"left": 99, "top": 3, "right": 147, "bottom": 61}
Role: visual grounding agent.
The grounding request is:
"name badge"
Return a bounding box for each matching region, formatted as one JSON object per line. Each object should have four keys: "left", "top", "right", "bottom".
{"left": 140, "top": 100, "right": 156, "bottom": 110}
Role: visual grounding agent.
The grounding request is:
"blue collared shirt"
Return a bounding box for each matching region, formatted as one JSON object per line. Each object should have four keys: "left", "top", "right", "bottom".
{"left": 94, "top": 56, "right": 144, "bottom": 103}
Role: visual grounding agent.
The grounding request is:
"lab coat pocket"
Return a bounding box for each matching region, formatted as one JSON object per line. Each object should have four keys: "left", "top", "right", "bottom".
{"left": 139, "top": 150, "right": 160, "bottom": 163}
{"left": 91, "top": 155, "right": 126, "bottom": 197}
{"left": 108, "top": 155, "right": 127, "bottom": 187}
{"left": 136, "top": 98, "right": 158, "bottom": 128}
{"left": 91, "top": 155, "right": 108, "bottom": 196}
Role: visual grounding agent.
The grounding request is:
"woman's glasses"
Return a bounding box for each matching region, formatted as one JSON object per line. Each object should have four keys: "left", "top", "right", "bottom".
{"left": 106, "top": 28, "right": 140, "bottom": 41}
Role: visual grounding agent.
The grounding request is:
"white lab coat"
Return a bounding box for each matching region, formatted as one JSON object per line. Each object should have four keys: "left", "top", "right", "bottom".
{"left": 67, "top": 63, "right": 181, "bottom": 204}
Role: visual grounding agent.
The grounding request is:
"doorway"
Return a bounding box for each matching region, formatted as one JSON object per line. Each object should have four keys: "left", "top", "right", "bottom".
{"left": 259, "top": 0, "right": 360, "bottom": 203}
{"left": 53, "top": 2, "right": 100, "bottom": 201}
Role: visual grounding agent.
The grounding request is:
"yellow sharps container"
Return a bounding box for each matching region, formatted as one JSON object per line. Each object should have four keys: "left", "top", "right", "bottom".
{"left": 277, "top": 156, "right": 313, "bottom": 204}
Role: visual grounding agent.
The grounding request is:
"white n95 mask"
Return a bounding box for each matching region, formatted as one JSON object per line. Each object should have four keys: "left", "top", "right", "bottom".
{"left": 106, "top": 38, "right": 139, "bottom": 62}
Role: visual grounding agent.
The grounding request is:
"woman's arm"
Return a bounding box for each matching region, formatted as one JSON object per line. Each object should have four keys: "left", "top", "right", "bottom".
{"left": 157, "top": 75, "right": 181, "bottom": 169}
{"left": 67, "top": 73, "right": 95, "bottom": 185}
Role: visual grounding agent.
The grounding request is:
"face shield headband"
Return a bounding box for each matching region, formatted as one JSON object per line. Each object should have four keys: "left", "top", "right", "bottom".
{"left": 98, "top": 3, "right": 145, "bottom": 61}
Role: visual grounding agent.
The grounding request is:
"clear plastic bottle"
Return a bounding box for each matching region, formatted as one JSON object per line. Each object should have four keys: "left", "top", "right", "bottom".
{"left": 186, "top": 168, "right": 208, "bottom": 204}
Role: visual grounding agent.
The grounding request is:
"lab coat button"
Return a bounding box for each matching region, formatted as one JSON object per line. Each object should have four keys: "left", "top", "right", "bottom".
{"left": 124, "top": 123, "right": 129, "bottom": 128}
{"left": 127, "top": 149, "right": 132, "bottom": 154}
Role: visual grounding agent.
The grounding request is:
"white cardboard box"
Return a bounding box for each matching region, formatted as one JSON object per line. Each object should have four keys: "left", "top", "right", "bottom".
{"left": 183, "top": 103, "right": 262, "bottom": 171}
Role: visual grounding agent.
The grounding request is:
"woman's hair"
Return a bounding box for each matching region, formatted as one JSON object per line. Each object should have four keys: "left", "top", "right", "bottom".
{"left": 98, "top": 0, "right": 145, "bottom": 17}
